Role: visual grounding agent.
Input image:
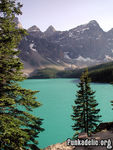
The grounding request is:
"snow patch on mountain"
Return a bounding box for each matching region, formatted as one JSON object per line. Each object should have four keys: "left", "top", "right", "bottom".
{"left": 75, "top": 56, "right": 96, "bottom": 62}
{"left": 104, "top": 55, "right": 113, "bottom": 61}
{"left": 81, "top": 27, "right": 90, "bottom": 33}
{"left": 29, "top": 43, "right": 37, "bottom": 52}
{"left": 64, "top": 52, "right": 71, "bottom": 59}
{"left": 69, "top": 32, "right": 73, "bottom": 37}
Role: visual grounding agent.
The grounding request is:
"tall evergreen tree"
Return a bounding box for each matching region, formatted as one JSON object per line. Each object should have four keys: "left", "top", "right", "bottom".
{"left": 71, "top": 69, "right": 101, "bottom": 138}
{"left": 0, "top": 0, "right": 44, "bottom": 149}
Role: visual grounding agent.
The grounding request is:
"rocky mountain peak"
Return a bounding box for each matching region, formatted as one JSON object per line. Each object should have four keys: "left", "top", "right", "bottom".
{"left": 88, "top": 20, "right": 99, "bottom": 26}
{"left": 107, "top": 28, "right": 113, "bottom": 34}
{"left": 47, "top": 25, "right": 56, "bottom": 32}
{"left": 13, "top": 17, "right": 23, "bottom": 28}
{"left": 19, "top": 19, "right": 113, "bottom": 71}
{"left": 87, "top": 20, "right": 102, "bottom": 30}
{"left": 28, "top": 25, "right": 41, "bottom": 32}
{"left": 69, "top": 20, "right": 102, "bottom": 35}
{"left": 44, "top": 25, "right": 56, "bottom": 36}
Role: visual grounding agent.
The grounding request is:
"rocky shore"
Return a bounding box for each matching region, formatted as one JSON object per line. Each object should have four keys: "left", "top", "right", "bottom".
{"left": 43, "top": 141, "right": 74, "bottom": 150}
{"left": 43, "top": 122, "right": 113, "bottom": 150}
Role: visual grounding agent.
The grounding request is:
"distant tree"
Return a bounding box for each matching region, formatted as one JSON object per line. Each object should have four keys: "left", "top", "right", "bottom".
{"left": 0, "top": 0, "right": 44, "bottom": 149}
{"left": 71, "top": 69, "right": 101, "bottom": 138}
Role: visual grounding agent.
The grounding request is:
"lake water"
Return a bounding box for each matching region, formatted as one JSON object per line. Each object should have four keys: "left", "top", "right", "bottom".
{"left": 20, "top": 78, "right": 113, "bottom": 148}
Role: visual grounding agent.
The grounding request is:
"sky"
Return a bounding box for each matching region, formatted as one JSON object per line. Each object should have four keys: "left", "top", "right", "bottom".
{"left": 18, "top": 0, "right": 113, "bottom": 32}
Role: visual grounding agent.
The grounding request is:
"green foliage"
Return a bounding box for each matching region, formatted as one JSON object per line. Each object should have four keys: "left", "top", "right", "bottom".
{"left": 56, "top": 69, "right": 84, "bottom": 78}
{"left": 28, "top": 59, "right": 113, "bottom": 83}
{"left": 89, "top": 63, "right": 113, "bottom": 83}
{"left": 29, "top": 68, "right": 84, "bottom": 79}
{"left": 57, "top": 61, "right": 113, "bottom": 83}
{"left": 62, "top": 61, "right": 113, "bottom": 83}
{"left": 71, "top": 69, "right": 101, "bottom": 138}
{"left": 29, "top": 68, "right": 59, "bottom": 79}
{"left": 0, "top": 0, "right": 44, "bottom": 149}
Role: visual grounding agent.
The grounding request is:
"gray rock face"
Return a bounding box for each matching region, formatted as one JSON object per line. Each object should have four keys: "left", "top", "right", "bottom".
{"left": 47, "top": 20, "right": 105, "bottom": 60}
{"left": 44, "top": 25, "right": 56, "bottom": 36}
{"left": 43, "top": 141, "right": 74, "bottom": 150}
{"left": 18, "top": 19, "right": 113, "bottom": 71}
{"left": 27, "top": 25, "right": 44, "bottom": 38}
{"left": 28, "top": 25, "right": 41, "bottom": 32}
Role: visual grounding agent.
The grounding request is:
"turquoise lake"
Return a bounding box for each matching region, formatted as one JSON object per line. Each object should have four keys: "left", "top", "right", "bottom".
{"left": 20, "top": 78, "right": 113, "bottom": 148}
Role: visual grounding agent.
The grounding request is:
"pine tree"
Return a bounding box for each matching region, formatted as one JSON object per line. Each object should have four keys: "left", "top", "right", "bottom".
{"left": 0, "top": 0, "right": 44, "bottom": 149}
{"left": 71, "top": 69, "right": 101, "bottom": 138}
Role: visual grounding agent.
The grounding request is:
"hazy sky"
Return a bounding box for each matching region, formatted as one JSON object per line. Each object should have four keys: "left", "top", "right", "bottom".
{"left": 18, "top": 0, "right": 113, "bottom": 32}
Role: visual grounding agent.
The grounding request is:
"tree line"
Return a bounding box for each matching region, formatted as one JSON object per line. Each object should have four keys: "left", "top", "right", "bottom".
{"left": 29, "top": 62, "right": 113, "bottom": 83}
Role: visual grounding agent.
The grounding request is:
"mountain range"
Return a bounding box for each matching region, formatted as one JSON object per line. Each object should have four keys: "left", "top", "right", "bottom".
{"left": 16, "top": 18, "right": 113, "bottom": 75}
